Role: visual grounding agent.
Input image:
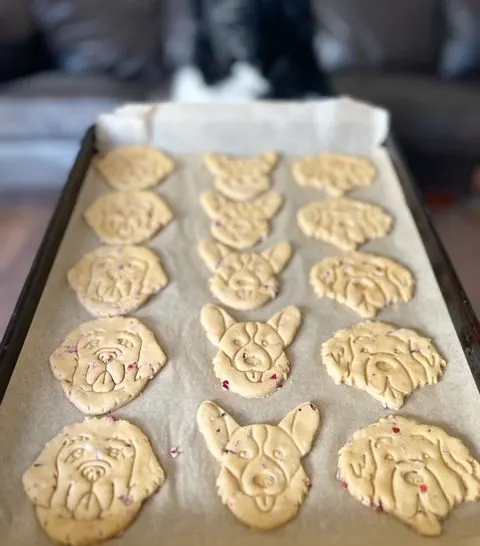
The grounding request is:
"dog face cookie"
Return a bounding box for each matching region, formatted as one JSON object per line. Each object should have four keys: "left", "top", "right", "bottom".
{"left": 85, "top": 190, "right": 173, "bottom": 245}
{"left": 204, "top": 151, "right": 278, "bottom": 201}
{"left": 310, "top": 252, "right": 414, "bottom": 318}
{"left": 338, "top": 416, "right": 480, "bottom": 536}
{"left": 23, "top": 417, "right": 165, "bottom": 546}
{"left": 201, "top": 304, "right": 301, "bottom": 398}
{"left": 201, "top": 191, "right": 284, "bottom": 249}
{"left": 199, "top": 240, "right": 293, "bottom": 310}
{"left": 293, "top": 154, "right": 376, "bottom": 196}
{"left": 298, "top": 198, "right": 393, "bottom": 251}
{"left": 96, "top": 145, "right": 174, "bottom": 191}
{"left": 68, "top": 246, "right": 168, "bottom": 317}
{"left": 50, "top": 317, "right": 167, "bottom": 414}
{"left": 197, "top": 401, "right": 320, "bottom": 530}
{"left": 322, "top": 321, "right": 445, "bottom": 409}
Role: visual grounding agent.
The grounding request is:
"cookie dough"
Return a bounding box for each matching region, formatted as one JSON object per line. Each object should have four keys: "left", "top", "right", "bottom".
{"left": 197, "top": 401, "right": 320, "bottom": 530}
{"left": 198, "top": 240, "right": 293, "bottom": 310}
{"left": 204, "top": 151, "right": 278, "bottom": 201}
{"left": 310, "top": 252, "right": 414, "bottom": 318}
{"left": 85, "top": 190, "right": 173, "bottom": 245}
{"left": 201, "top": 304, "right": 301, "bottom": 398}
{"left": 338, "top": 415, "right": 480, "bottom": 536}
{"left": 298, "top": 198, "right": 393, "bottom": 250}
{"left": 23, "top": 417, "right": 165, "bottom": 546}
{"left": 201, "top": 191, "right": 284, "bottom": 249}
{"left": 50, "top": 317, "right": 167, "bottom": 414}
{"left": 322, "top": 321, "right": 446, "bottom": 408}
{"left": 293, "top": 153, "right": 376, "bottom": 196}
{"left": 68, "top": 245, "right": 168, "bottom": 317}
{"left": 96, "top": 145, "right": 174, "bottom": 191}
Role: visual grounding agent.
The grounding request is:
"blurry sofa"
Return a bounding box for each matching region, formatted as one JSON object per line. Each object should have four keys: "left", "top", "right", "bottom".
{"left": 1, "top": 0, "right": 480, "bottom": 197}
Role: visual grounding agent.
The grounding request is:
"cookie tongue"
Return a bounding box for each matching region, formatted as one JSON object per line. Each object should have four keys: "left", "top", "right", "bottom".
{"left": 245, "top": 371, "right": 262, "bottom": 383}
{"left": 74, "top": 492, "right": 102, "bottom": 520}
{"left": 93, "top": 372, "right": 115, "bottom": 393}
{"left": 255, "top": 494, "right": 275, "bottom": 512}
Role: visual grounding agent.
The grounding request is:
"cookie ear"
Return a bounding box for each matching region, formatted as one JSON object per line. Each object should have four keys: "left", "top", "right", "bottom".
{"left": 268, "top": 306, "right": 301, "bottom": 347}
{"left": 200, "top": 192, "right": 226, "bottom": 219}
{"left": 262, "top": 241, "right": 293, "bottom": 273}
{"left": 198, "top": 240, "right": 232, "bottom": 272}
{"left": 50, "top": 342, "right": 79, "bottom": 382}
{"left": 278, "top": 403, "right": 320, "bottom": 457}
{"left": 197, "top": 401, "right": 240, "bottom": 460}
{"left": 135, "top": 331, "right": 167, "bottom": 381}
{"left": 201, "top": 304, "right": 236, "bottom": 346}
{"left": 254, "top": 192, "right": 283, "bottom": 219}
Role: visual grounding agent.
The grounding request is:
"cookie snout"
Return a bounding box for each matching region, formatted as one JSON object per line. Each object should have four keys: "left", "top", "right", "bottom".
{"left": 229, "top": 271, "right": 260, "bottom": 291}
{"left": 242, "top": 457, "right": 285, "bottom": 497}
{"left": 234, "top": 345, "right": 271, "bottom": 381}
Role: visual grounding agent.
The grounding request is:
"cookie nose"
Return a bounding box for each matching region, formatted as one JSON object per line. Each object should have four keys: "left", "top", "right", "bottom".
{"left": 81, "top": 465, "right": 106, "bottom": 483}
{"left": 230, "top": 272, "right": 258, "bottom": 290}
{"left": 96, "top": 348, "right": 120, "bottom": 364}
{"left": 253, "top": 474, "right": 275, "bottom": 488}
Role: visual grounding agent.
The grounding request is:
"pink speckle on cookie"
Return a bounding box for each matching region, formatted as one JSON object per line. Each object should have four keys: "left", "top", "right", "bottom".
{"left": 119, "top": 493, "right": 134, "bottom": 506}
{"left": 169, "top": 447, "right": 181, "bottom": 458}
{"left": 222, "top": 380, "right": 230, "bottom": 391}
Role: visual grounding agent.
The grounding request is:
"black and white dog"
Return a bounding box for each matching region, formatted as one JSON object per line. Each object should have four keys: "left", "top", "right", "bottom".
{"left": 172, "top": 0, "right": 331, "bottom": 101}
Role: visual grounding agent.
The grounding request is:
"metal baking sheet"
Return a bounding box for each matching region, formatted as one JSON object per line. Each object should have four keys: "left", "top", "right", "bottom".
{"left": 1, "top": 101, "right": 480, "bottom": 546}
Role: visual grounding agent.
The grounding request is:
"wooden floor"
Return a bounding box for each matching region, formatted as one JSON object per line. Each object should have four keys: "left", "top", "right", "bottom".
{"left": 1, "top": 197, "right": 480, "bottom": 338}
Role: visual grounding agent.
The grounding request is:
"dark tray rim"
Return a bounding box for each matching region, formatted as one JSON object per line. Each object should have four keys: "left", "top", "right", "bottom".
{"left": 1, "top": 130, "right": 479, "bottom": 403}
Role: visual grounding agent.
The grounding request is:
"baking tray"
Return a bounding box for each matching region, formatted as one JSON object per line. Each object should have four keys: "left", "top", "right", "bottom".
{"left": 2, "top": 119, "right": 480, "bottom": 546}
{"left": 1, "top": 129, "right": 478, "bottom": 401}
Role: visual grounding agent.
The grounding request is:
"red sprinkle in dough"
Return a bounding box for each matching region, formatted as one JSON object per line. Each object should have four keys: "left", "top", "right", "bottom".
{"left": 392, "top": 427, "right": 400, "bottom": 434}
{"left": 222, "top": 380, "right": 230, "bottom": 391}
{"left": 419, "top": 484, "right": 428, "bottom": 493}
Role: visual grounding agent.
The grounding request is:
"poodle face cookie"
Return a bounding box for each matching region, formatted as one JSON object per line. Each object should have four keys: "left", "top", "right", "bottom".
{"left": 68, "top": 246, "right": 168, "bottom": 317}
{"left": 197, "top": 401, "right": 320, "bottom": 530}
{"left": 50, "top": 317, "right": 167, "bottom": 414}
{"left": 293, "top": 153, "right": 376, "bottom": 196}
{"left": 201, "top": 191, "right": 284, "bottom": 249}
{"left": 322, "top": 321, "right": 446, "bottom": 409}
{"left": 204, "top": 151, "right": 278, "bottom": 201}
{"left": 96, "top": 145, "right": 174, "bottom": 191}
{"left": 23, "top": 417, "right": 165, "bottom": 546}
{"left": 298, "top": 198, "right": 393, "bottom": 251}
{"left": 198, "top": 240, "right": 293, "bottom": 310}
{"left": 310, "top": 252, "right": 414, "bottom": 318}
{"left": 85, "top": 190, "right": 173, "bottom": 245}
{"left": 201, "top": 304, "right": 301, "bottom": 398}
{"left": 338, "top": 416, "right": 480, "bottom": 536}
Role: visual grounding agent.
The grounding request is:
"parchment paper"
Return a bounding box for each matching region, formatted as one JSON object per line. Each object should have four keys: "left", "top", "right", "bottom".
{"left": 1, "top": 99, "right": 480, "bottom": 546}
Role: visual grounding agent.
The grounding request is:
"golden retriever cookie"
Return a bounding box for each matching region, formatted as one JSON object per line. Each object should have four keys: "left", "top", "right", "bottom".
{"left": 298, "top": 198, "right": 393, "bottom": 251}
{"left": 293, "top": 153, "right": 376, "bottom": 196}
{"left": 201, "top": 304, "right": 301, "bottom": 397}
{"left": 68, "top": 246, "right": 168, "bottom": 317}
{"left": 50, "top": 317, "right": 167, "bottom": 414}
{"left": 338, "top": 415, "right": 480, "bottom": 536}
{"left": 201, "top": 191, "right": 284, "bottom": 249}
{"left": 197, "top": 401, "right": 320, "bottom": 530}
{"left": 85, "top": 190, "right": 173, "bottom": 245}
{"left": 322, "top": 321, "right": 446, "bottom": 409}
{"left": 96, "top": 145, "right": 174, "bottom": 191}
{"left": 204, "top": 151, "right": 279, "bottom": 201}
{"left": 310, "top": 252, "right": 414, "bottom": 318}
{"left": 198, "top": 240, "right": 293, "bottom": 310}
{"left": 23, "top": 417, "right": 165, "bottom": 546}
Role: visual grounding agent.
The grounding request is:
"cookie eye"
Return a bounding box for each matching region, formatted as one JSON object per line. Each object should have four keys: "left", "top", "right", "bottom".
{"left": 273, "top": 450, "right": 284, "bottom": 460}
{"left": 84, "top": 339, "right": 100, "bottom": 350}
{"left": 106, "top": 447, "right": 121, "bottom": 460}
{"left": 233, "top": 339, "right": 242, "bottom": 346}
{"left": 384, "top": 454, "right": 394, "bottom": 462}
{"left": 238, "top": 450, "right": 250, "bottom": 460}
{"left": 423, "top": 453, "right": 431, "bottom": 461}
{"left": 261, "top": 340, "right": 268, "bottom": 347}
{"left": 117, "top": 337, "right": 133, "bottom": 348}
{"left": 66, "top": 448, "right": 85, "bottom": 463}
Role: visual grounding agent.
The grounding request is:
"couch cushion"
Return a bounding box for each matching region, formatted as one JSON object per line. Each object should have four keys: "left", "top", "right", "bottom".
{"left": 31, "top": 0, "right": 163, "bottom": 81}
{"left": 312, "top": 0, "right": 440, "bottom": 72}
{"left": 0, "top": 72, "right": 149, "bottom": 139}
{"left": 332, "top": 72, "right": 480, "bottom": 156}
{"left": 440, "top": 0, "right": 480, "bottom": 79}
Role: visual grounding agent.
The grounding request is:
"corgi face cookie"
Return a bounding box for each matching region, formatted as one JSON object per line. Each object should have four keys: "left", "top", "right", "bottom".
{"left": 197, "top": 401, "right": 320, "bottom": 530}
{"left": 322, "top": 321, "right": 445, "bottom": 409}
{"left": 310, "top": 252, "right": 414, "bottom": 318}
{"left": 338, "top": 416, "right": 480, "bottom": 536}
{"left": 85, "top": 190, "right": 173, "bottom": 245}
{"left": 50, "top": 317, "right": 167, "bottom": 414}
{"left": 293, "top": 153, "right": 376, "bottom": 196}
{"left": 23, "top": 417, "right": 165, "bottom": 546}
{"left": 204, "top": 151, "right": 278, "bottom": 201}
{"left": 198, "top": 240, "right": 293, "bottom": 310}
{"left": 96, "top": 145, "right": 174, "bottom": 191}
{"left": 201, "top": 304, "right": 301, "bottom": 397}
{"left": 201, "top": 191, "right": 283, "bottom": 249}
{"left": 68, "top": 246, "right": 168, "bottom": 317}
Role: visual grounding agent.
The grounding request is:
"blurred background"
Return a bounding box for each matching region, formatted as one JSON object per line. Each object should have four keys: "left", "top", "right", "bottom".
{"left": 1, "top": 0, "right": 480, "bottom": 336}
